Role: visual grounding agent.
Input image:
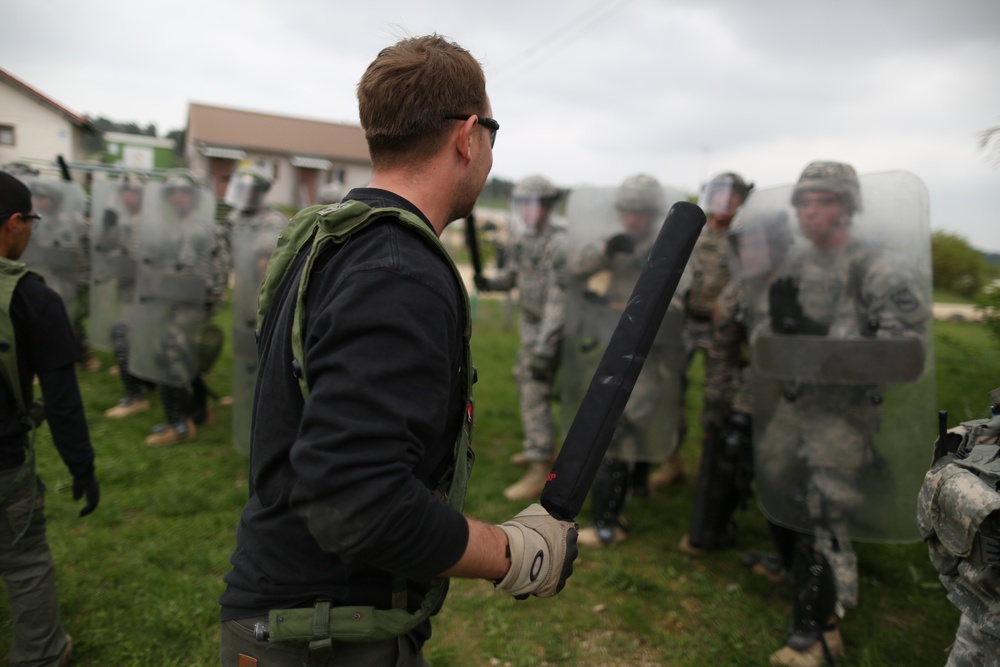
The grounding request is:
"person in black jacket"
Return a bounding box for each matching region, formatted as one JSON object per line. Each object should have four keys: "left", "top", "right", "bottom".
{"left": 219, "top": 35, "right": 577, "bottom": 667}
{"left": 0, "top": 171, "right": 99, "bottom": 667}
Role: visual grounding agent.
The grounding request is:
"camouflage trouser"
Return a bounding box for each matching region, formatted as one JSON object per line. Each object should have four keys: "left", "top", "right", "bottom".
{"left": 514, "top": 319, "right": 556, "bottom": 461}
{"left": 0, "top": 471, "right": 70, "bottom": 667}
{"left": 812, "top": 529, "right": 859, "bottom": 611}
{"left": 153, "top": 305, "right": 206, "bottom": 388}
{"left": 758, "top": 400, "right": 873, "bottom": 612}
{"left": 946, "top": 613, "right": 1000, "bottom": 667}
{"left": 678, "top": 317, "right": 714, "bottom": 449}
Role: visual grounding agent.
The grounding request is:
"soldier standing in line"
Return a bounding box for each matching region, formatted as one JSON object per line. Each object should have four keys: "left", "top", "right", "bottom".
{"left": 678, "top": 207, "right": 793, "bottom": 557}
{"left": 475, "top": 175, "right": 567, "bottom": 500}
{"left": 18, "top": 176, "right": 97, "bottom": 372}
{"left": 749, "top": 161, "right": 933, "bottom": 666}
{"left": 225, "top": 166, "right": 287, "bottom": 454}
{"left": 565, "top": 174, "right": 689, "bottom": 547}
{"left": 128, "top": 170, "right": 229, "bottom": 447}
{"left": 649, "top": 171, "right": 752, "bottom": 491}
{"left": 95, "top": 174, "right": 154, "bottom": 418}
{"left": 919, "top": 392, "right": 1000, "bottom": 666}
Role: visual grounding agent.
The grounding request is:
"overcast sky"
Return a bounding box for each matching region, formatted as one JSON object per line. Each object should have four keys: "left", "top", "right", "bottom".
{"left": 4, "top": 0, "right": 1000, "bottom": 249}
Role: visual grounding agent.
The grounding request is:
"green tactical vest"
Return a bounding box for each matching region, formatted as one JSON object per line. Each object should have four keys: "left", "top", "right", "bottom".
{"left": 0, "top": 257, "right": 35, "bottom": 417}
{"left": 0, "top": 257, "right": 44, "bottom": 534}
{"left": 255, "top": 201, "right": 476, "bottom": 648}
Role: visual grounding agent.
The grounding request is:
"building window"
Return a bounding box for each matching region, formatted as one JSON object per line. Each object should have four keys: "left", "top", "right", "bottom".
{"left": 0, "top": 126, "right": 14, "bottom": 146}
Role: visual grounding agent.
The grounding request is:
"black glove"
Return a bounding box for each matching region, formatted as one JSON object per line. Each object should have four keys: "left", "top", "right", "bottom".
{"left": 721, "top": 411, "right": 753, "bottom": 455}
{"left": 605, "top": 233, "right": 635, "bottom": 257}
{"left": 768, "top": 277, "right": 829, "bottom": 335}
{"left": 473, "top": 274, "right": 491, "bottom": 292}
{"left": 529, "top": 353, "right": 555, "bottom": 382}
{"left": 72, "top": 473, "right": 100, "bottom": 517}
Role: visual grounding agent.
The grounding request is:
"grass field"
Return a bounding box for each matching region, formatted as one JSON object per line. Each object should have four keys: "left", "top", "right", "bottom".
{"left": 1, "top": 297, "right": 994, "bottom": 666}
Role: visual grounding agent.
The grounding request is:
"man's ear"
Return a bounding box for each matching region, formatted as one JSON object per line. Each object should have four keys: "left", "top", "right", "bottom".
{"left": 454, "top": 116, "right": 477, "bottom": 162}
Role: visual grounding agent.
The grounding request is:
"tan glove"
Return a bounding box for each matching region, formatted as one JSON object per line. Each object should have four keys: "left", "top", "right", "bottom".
{"left": 495, "top": 503, "right": 578, "bottom": 599}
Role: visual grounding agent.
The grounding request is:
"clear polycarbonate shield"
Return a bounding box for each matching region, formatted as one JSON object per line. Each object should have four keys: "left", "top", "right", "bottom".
{"left": 19, "top": 176, "right": 87, "bottom": 318}
{"left": 128, "top": 181, "right": 217, "bottom": 387}
{"left": 230, "top": 224, "right": 280, "bottom": 454}
{"left": 89, "top": 178, "right": 144, "bottom": 351}
{"left": 224, "top": 171, "right": 264, "bottom": 212}
{"left": 746, "top": 170, "right": 934, "bottom": 542}
{"left": 561, "top": 183, "right": 689, "bottom": 461}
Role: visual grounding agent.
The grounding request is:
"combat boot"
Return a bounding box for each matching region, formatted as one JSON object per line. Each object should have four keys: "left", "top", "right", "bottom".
{"left": 648, "top": 451, "right": 685, "bottom": 490}
{"left": 769, "top": 626, "right": 843, "bottom": 667}
{"left": 145, "top": 419, "right": 196, "bottom": 447}
{"left": 503, "top": 461, "right": 550, "bottom": 500}
{"left": 509, "top": 451, "right": 530, "bottom": 467}
{"left": 577, "top": 522, "right": 628, "bottom": 548}
{"left": 105, "top": 396, "right": 150, "bottom": 419}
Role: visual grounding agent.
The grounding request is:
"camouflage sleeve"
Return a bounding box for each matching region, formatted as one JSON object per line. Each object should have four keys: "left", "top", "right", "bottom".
{"left": 702, "top": 279, "right": 746, "bottom": 424}
{"left": 863, "top": 252, "right": 931, "bottom": 339}
{"left": 206, "top": 224, "right": 232, "bottom": 317}
{"left": 535, "top": 231, "right": 568, "bottom": 359}
{"left": 567, "top": 242, "right": 608, "bottom": 279}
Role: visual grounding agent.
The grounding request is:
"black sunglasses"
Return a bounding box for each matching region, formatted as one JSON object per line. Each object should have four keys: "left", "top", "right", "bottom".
{"left": 443, "top": 114, "right": 499, "bottom": 148}
{"left": 0, "top": 212, "right": 40, "bottom": 223}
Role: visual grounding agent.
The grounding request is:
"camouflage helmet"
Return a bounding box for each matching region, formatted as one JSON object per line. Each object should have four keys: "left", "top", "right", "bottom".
{"left": 3, "top": 162, "right": 40, "bottom": 177}
{"left": 791, "top": 160, "right": 862, "bottom": 213}
{"left": 701, "top": 172, "right": 753, "bottom": 214}
{"left": 29, "top": 179, "right": 63, "bottom": 205}
{"left": 119, "top": 171, "right": 147, "bottom": 191}
{"left": 164, "top": 168, "right": 203, "bottom": 191}
{"left": 512, "top": 175, "right": 560, "bottom": 203}
{"left": 615, "top": 174, "right": 664, "bottom": 213}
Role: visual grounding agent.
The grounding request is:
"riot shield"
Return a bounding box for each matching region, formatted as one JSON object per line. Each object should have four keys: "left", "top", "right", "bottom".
{"left": 19, "top": 176, "right": 87, "bottom": 319}
{"left": 746, "top": 170, "right": 935, "bottom": 542}
{"left": 230, "top": 219, "right": 281, "bottom": 454}
{"left": 562, "top": 183, "right": 688, "bottom": 461}
{"left": 128, "top": 181, "right": 217, "bottom": 388}
{"left": 89, "top": 178, "right": 144, "bottom": 351}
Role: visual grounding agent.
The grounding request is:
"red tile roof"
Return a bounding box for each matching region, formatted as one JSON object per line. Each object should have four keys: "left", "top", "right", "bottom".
{"left": 187, "top": 102, "right": 370, "bottom": 163}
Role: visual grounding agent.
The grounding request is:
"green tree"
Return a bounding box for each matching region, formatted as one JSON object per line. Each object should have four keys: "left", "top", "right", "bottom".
{"left": 932, "top": 230, "right": 989, "bottom": 298}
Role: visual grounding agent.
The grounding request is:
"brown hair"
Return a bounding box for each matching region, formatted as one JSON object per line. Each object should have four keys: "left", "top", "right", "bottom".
{"left": 357, "top": 34, "right": 487, "bottom": 169}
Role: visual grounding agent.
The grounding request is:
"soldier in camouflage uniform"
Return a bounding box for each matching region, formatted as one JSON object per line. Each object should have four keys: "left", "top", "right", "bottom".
{"left": 567, "top": 174, "right": 688, "bottom": 547}
{"left": 650, "top": 172, "right": 753, "bottom": 491}
{"left": 99, "top": 174, "right": 154, "bottom": 419}
{"left": 21, "top": 177, "right": 97, "bottom": 371}
{"left": 919, "top": 393, "right": 1000, "bottom": 667}
{"left": 224, "top": 166, "right": 287, "bottom": 453}
{"left": 679, "top": 207, "right": 793, "bottom": 558}
{"left": 129, "top": 170, "right": 230, "bottom": 447}
{"left": 750, "top": 161, "right": 930, "bottom": 666}
{"left": 475, "top": 175, "right": 567, "bottom": 500}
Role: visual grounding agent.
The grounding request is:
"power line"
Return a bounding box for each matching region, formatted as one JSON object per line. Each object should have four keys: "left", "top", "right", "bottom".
{"left": 492, "top": 0, "right": 634, "bottom": 82}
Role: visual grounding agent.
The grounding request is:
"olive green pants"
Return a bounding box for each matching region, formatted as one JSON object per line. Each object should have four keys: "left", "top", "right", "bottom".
{"left": 1, "top": 470, "right": 69, "bottom": 667}
{"left": 220, "top": 616, "right": 429, "bottom": 667}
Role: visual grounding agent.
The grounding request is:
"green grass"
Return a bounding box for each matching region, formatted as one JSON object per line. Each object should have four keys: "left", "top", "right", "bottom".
{"left": 2, "top": 299, "right": 994, "bottom": 665}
